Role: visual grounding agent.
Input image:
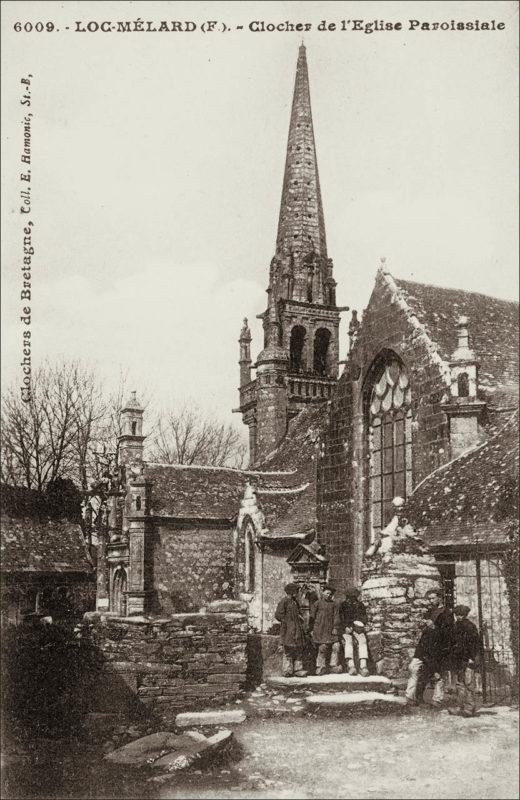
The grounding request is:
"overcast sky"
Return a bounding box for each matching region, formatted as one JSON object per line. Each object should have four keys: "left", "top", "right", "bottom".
{"left": 2, "top": 0, "right": 518, "bottom": 433}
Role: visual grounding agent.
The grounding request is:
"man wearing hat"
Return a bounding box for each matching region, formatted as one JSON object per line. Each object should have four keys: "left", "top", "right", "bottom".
{"left": 309, "top": 584, "right": 342, "bottom": 675}
{"left": 274, "top": 583, "right": 308, "bottom": 678}
{"left": 341, "top": 587, "right": 370, "bottom": 676}
{"left": 448, "top": 604, "right": 481, "bottom": 717}
{"left": 406, "top": 611, "right": 443, "bottom": 705}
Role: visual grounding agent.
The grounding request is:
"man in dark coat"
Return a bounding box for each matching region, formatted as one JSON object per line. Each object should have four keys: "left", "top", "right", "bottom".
{"left": 275, "top": 583, "right": 307, "bottom": 677}
{"left": 406, "top": 612, "right": 443, "bottom": 705}
{"left": 425, "top": 588, "right": 454, "bottom": 705}
{"left": 309, "top": 584, "right": 342, "bottom": 675}
{"left": 341, "top": 587, "right": 370, "bottom": 676}
{"left": 448, "top": 604, "right": 481, "bottom": 717}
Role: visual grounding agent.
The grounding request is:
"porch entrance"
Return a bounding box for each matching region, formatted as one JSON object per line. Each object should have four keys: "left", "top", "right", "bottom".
{"left": 437, "top": 546, "right": 516, "bottom": 703}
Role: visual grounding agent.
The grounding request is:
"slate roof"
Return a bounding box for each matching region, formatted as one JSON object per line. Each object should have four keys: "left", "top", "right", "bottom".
{"left": 405, "top": 412, "right": 519, "bottom": 548}
{"left": 0, "top": 484, "right": 93, "bottom": 574}
{"left": 254, "top": 403, "right": 329, "bottom": 538}
{"left": 146, "top": 403, "right": 329, "bottom": 540}
{"left": 146, "top": 462, "right": 301, "bottom": 521}
{"left": 258, "top": 482, "right": 317, "bottom": 540}
{"left": 388, "top": 273, "right": 519, "bottom": 402}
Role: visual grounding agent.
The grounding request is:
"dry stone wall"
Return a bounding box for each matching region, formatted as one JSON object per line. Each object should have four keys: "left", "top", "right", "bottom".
{"left": 361, "top": 532, "right": 442, "bottom": 679}
{"left": 86, "top": 600, "right": 247, "bottom": 724}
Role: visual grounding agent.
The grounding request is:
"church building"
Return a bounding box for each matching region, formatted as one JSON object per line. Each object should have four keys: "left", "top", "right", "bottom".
{"left": 93, "top": 45, "right": 518, "bottom": 687}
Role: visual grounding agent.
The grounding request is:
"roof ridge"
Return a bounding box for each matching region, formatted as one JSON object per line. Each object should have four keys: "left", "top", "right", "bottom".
{"left": 393, "top": 274, "right": 519, "bottom": 306}
{"left": 378, "top": 268, "right": 452, "bottom": 386}
{"left": 146, "top": 461, "right": 296, "bottom": 477}
{"left": 256, "top": 482, "right": 310, "bottom": 496}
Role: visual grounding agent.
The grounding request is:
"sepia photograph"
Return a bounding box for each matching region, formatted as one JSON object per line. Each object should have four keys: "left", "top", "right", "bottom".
{"left": 1, "top": 1, "right": 518, "bottom": 798}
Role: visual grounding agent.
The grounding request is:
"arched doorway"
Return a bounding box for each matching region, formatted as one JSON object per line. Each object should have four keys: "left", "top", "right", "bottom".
{"left": 112, "top": 567, "right": 127, "bottom": 616}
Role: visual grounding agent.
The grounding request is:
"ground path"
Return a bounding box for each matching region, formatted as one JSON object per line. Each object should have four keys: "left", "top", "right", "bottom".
{"left": 2, "top": 703, "right": 518, "bottom": 798}
{"left": 164, "top": 704, "right": 518, "bottom": 799}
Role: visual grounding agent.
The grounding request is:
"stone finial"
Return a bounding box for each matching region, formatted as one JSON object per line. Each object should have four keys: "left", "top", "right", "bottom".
{"left": 348, "top": 309, "right": 361, "bottom": 352}
{"left": 451, "top": 315, "right": 475, "bottom": 362}
{"left": 240, "top": 318, "right": 251, "bottom": 340}
{"left": 121, "top": 390, "right": 144, "bottom": 412}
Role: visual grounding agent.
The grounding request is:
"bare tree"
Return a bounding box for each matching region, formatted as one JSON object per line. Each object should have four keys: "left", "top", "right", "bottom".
{"left": 148, "top": 404, "right": 247, "bottom": 468}
{"left": 1, "top": 361, "right": 106, "bottom": 491}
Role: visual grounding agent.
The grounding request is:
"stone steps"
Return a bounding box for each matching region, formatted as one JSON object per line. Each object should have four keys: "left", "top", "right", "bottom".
{"left": 305, "top": 691, "right": 407, "bottom": 711}
{"left": 266, "top": 673, "right": 395, "bottom": 694}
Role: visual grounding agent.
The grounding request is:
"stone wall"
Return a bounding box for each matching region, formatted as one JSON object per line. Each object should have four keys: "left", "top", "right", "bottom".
{"left": 86, "top": 600, "right": 247, "bottom": 724}
{"left": 318, "top": 270, "right": 451, "bottom": 589}
{"left": 152, "top": 523, "right": 234, "bottom": 614}
{"left": 361, "top": 529, "right": 442, "bottom": 680}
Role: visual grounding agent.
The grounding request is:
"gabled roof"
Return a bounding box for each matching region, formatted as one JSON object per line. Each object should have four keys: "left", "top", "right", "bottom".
{"left": 146, "top": 404, "right": 327, "bottom": 537}
{"left": 383, "top": 271, "right": 519, "bottom": 400}
{"left": 405, "top": 412, "right": 519, "bottom": 547}
{"left": 0, "top": 484, "right": 93, "bottom": 574}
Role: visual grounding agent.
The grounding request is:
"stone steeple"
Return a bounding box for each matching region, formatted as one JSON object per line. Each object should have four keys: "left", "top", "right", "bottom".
{"left": 276, "top": 44, "right": 327, "bottom": 264}
{"left": 269, "top": 44, "right": 336, "bottom": 309}
{"left": 236, "top": 45, "right": 344, "bottom": 466}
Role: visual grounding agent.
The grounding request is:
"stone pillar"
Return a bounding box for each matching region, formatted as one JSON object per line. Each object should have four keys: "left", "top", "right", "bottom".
{"left": 95, "top": 503, "right": 110, "bottom": 611}
{"left": 126, "top": 476, "right": 152, "bottom": 616}
{"left": 239, "top": 318, "right": 252, "bottom": 387}
{"left": 361, "top": 520, "right": 442, "bottom": 680}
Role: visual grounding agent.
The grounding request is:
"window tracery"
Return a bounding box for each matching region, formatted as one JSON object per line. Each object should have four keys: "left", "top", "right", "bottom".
{"left": 368, "top": 358, "right": 412, "bottom": 541}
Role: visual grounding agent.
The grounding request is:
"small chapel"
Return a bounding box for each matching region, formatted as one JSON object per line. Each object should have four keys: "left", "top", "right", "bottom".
{"left": 93, "top": 45, "right": 518, "bottom": 689}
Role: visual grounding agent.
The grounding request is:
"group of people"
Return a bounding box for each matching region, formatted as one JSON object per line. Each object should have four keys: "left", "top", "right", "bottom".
{"left": 275, "top": 583, "right": 482, "bottom": 717}
{"left": 405, "top": 588, "right": 482, "bottom": 717}
{"left": 275, "top": 582, "right": 370, "bottom": 678}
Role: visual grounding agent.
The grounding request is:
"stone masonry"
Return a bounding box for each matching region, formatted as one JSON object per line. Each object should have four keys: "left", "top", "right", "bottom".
{"left": 152, "top": 524, "right": 234, "bottom": 614}
{"left": 361, "top": 523, "right": 442, "bottom": 680}
{"left": 87, "top": 600, "right": 248, "bottom": 724}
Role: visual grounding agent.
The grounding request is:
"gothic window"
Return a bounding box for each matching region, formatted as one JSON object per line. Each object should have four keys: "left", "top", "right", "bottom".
{"left": 131, "top": 421, "right": 137, "bottom": 435}
{"left": 313, "top": 328, "right": 331, "bottom": 375}
{"left": 368, "top": 358, "right": 412, "bottom": 542}
{"left": 290, "top": 326, "right": 306, "bottom": 372}
{"left": 244, "top": 524, "right": 255, "bottom": 593}
{"left": 135, "top": 496, "right": 141, "bottom": 511}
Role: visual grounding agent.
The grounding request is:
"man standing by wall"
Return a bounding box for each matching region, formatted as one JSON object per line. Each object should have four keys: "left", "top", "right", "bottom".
{"left": 275, "top": 583, "right": 308, "bottom": 678}
{"left": 448, "top": 604, "right": 481, "bottom": 717}
{"left": 426, "top": 588, "right": 455, "bottom": 706}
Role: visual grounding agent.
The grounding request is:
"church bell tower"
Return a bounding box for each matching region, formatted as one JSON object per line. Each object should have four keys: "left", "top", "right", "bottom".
{"left": 236, "top": 45, "right": 343, "bottom": 465}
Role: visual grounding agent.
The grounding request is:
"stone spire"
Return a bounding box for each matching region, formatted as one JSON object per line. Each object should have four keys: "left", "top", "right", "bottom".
{"left": 236, "top": 45, "right": 342, "bottom": 466}
{"left": 275, "top": 44, "right": 327, "bottom": 267}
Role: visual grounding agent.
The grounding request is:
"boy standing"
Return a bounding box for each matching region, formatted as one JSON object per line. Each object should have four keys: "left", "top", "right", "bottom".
{"left": 448, "top": 604, "right": 481, "bottom": 717}
{"left": 309, "top": 584, "right": 342, "bottom": 675}
{"left": 275, "top": 583, "right": 308, "bottom": 678}
{"left": 341, "top": 587, "right": 370, "bottom": 676}
{"left": 406, "top": 612, "right": 443, "bottom": 705}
